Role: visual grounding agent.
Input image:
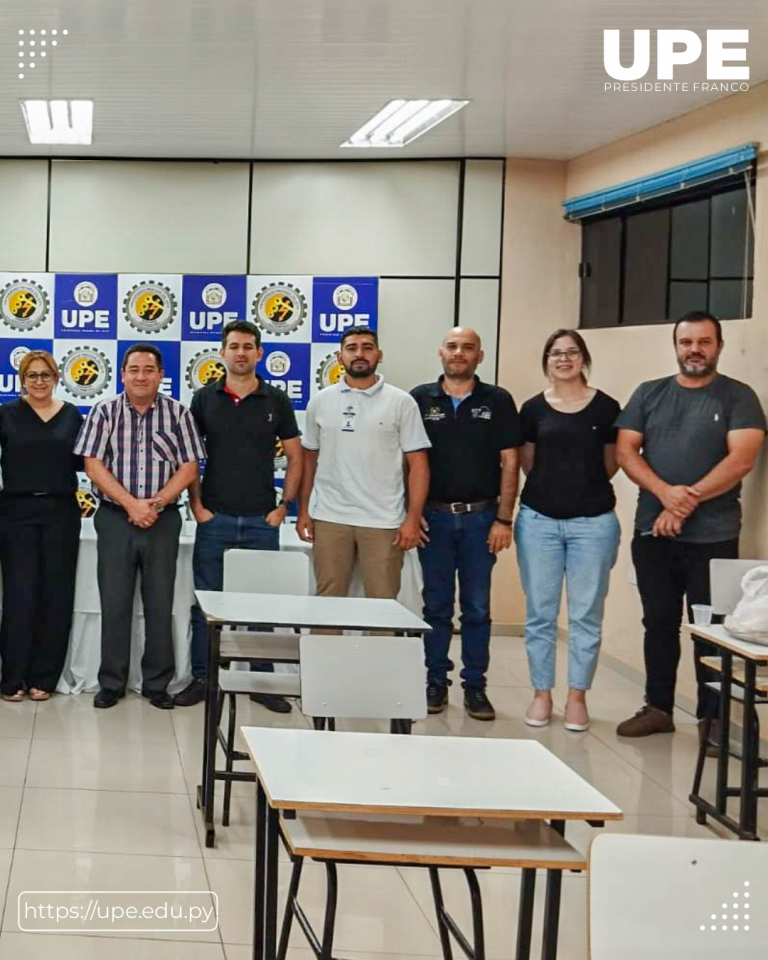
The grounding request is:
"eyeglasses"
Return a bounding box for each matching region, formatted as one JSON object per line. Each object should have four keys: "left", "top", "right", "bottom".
{"left": 548, "top": 349, "right": 582, "bottom": 361}
{"left": 24, "top": 372, "right": 54, "bottom": 382}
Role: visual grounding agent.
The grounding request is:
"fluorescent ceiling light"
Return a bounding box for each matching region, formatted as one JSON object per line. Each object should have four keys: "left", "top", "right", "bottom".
{"left": 20, "top": 99, "right": 93, "bottom": 144}
{"left": 342, "top": 99, "right": 468, "bottom": 148}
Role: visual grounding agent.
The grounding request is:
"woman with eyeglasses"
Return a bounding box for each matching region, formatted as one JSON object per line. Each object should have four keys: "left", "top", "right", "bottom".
{"left": 514, "top": 329, "right": 621, "bottom": 732}
{"left": 0, "top": 350, "right": 83, "bottom": 701}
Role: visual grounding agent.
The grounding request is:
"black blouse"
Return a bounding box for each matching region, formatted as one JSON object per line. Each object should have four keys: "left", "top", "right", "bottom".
{"left": 0, "top": 399, "right": 83, "bottom": 495}
{"left": 519, "top": 390, "right": 621, "bottom": 519}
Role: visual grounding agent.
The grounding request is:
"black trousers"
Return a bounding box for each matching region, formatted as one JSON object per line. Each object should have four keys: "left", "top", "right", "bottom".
{"left": 0, "top": 495, "right": 80, "bottom": 695}
{"left": 631, "top": 533, "right": 739, "bottom": 718}
{"left": 95, "top": 505, "right": 181, "bottom": 695}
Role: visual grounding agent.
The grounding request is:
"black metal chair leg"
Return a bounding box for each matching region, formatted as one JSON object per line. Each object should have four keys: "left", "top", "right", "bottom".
{"left": 691, "top": 713, "right": 711, "bottom": 823}
{"left": 464, "top": 867, "right": 486, "bottom": 960}
{"left": 222, "top": 692, "right": 237, "bottom": 826}
{"left": 276, "top": 856, "right": 304, "bottom": 960}
{"left": 321, "top": 861, "right": 339, "bottom": 960}
{"left": 516, "top": 868, "right": 536, "bottom": 960}
{"left": 428, "top": 867, "right": 453, "bottom": 960}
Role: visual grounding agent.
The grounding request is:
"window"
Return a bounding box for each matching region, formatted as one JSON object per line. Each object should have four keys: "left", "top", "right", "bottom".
{"left": 579, "top": 178, "right": 754, "bottom": 328}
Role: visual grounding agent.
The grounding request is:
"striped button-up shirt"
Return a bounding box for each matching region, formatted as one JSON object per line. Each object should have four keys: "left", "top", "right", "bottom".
{"left": 74, "top": 393, "right": 206, "bottom": 502}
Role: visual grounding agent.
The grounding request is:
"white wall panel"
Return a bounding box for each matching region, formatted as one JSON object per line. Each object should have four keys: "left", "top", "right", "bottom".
{"left": 48, "top": 161, "right": 250, "bottom": 274}
{"left": 376, "top": 279, "right": 455, "bottom": 393}
{"left": 0, "top": 160, "right": 48, "bottom": 272}
{"left": 458, "top": 279, "right": 499, "bottom": 383}
{"left": 461, "top": 160, "right": 504, "bottom": 276}
{"left": 250, "top": 162, "right": 459, "bottom": 277}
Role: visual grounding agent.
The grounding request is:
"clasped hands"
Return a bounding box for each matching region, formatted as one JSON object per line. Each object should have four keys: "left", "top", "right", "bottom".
{"left": 652, "top": 484, "right": 701, "bottom": 537}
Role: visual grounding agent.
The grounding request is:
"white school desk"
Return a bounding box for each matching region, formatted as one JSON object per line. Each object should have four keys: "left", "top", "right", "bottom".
{"left": 243, "top": 727, "right": 622, "bottom": 960}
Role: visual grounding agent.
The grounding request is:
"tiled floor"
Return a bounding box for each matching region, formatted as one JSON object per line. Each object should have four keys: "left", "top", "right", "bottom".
{"left": 0, "top": 635, "right": 751, "bottom": 960}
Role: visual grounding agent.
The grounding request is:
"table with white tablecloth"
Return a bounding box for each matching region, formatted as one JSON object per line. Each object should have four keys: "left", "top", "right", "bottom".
{"left": 0, "top": 517, "right": 424, "bottom": 695}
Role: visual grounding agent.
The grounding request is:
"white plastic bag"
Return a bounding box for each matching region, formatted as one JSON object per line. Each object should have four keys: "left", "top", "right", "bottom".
{"left": 724, "top": 566, "right": 768, "bottom": 645}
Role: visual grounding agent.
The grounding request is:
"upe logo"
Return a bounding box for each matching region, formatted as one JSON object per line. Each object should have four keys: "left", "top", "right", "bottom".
{"left": 266, "top": 351, "right": 291, "bottom": 377}
{"left": 604, "top": 30, "right": 749, "bottom": 85}
{"left": 186, "top": 350, "right": 225, "bottom": 391}
{"left": 62, "top": 280, "right": 109, "bottom": 330}
{"left": 252, "top": 283, "right": 307, "bottom": 337}
{"left": 124, "top": 280, "right": 177, "bottom": 334}
{"left": 76, "top": 486, "right": 98, "bottom": 518}
{"left": 60, "top": 347, "right": 112, "bottom": 400}
{"left": 202, "top": 283, "right": 227, "bottom": 308}
{"left": 332, "top": 284, "right": 358, "bottom": 310}
{"left": 9, "top": 346, "right": 30, "bottom": 371}
{"left": 74, "top": 281, "right": 98, "bottom": 306}
{"left": 0, "top": 279, "right": 50, "bottom": 332}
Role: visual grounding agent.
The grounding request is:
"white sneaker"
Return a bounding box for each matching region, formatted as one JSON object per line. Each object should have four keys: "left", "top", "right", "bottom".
{"left": 564, "top": 701, "right": 590, "bottom": 732}
{"left": 525, "top": 698, "right": 552, "bottom": 727}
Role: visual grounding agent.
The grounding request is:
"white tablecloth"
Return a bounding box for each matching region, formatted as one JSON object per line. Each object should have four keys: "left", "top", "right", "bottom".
{"left": 1, "top": 519, "right": 424, "bottom": 695}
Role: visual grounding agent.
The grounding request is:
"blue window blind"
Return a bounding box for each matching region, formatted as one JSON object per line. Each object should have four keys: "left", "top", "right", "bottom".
{"left": 563, "top": 143, "right": 758, "bottom": 222}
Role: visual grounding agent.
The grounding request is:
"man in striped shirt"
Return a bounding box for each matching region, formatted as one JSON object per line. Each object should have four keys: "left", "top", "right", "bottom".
{"left": 75, "top": 343, "right": 206, "bottom": 710}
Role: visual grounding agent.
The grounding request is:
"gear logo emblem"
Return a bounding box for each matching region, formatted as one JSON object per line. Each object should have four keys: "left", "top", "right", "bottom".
{"left": 251, "top": 282, "right": 307, "bottom": 337}
{"left": 315, "top": 352, "right": 345, "bottom": 390}
{"left": 0, "top": 279, "right": 50, "bottom": 332}
{"left": 186, "top": 349, "right": 226, "bottom": 392}
{"left": 123, "top": 281, "right": 177, "bottom": 334}
{"left": 76, "top": 487, "right": 98, "bottom": 518}
{"left": 60, "top": 347, "right": 112, "bottom": 400}
{"left": 273, "top": 437, "right": 288, "bottom": 472}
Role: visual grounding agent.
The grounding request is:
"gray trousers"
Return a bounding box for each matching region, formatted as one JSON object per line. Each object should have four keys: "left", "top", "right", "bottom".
{"left": 94, "top": 505, "right": 181, "bottom": 694}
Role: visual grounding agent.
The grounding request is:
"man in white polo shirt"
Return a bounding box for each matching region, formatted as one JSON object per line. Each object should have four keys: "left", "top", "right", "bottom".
{"left": 297, "top": 327, "right": 430, "bottom": 599}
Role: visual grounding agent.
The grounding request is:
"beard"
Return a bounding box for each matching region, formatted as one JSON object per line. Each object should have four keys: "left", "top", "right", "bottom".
{"left": 678, "top": 355, "right": 717, "bottom": 378}
{"left": 346, "top": 361, "right": 378, "bottom": 379}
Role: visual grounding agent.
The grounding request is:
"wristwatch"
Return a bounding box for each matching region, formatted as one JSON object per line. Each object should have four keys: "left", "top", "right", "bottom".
{"left": 152, "top": 499, "right": 166, "bottom": 513}
{"left": 278, "top": 498, "right": 292, "bottom": 510}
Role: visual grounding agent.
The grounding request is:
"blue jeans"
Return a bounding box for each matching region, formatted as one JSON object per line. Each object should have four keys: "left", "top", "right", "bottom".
{"left": 514, "top": 505, "right": 620, "bottom": 691}
{"left": 418, "top": 508, "right": 496, "bottom": 689}
{"left": 190, "top": 512, "right": 279, "bottom": 679}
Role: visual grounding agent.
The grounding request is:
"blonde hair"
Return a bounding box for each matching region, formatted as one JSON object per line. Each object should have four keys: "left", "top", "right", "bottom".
{"left": 18, "top": 350, "right": 59, "bottom": 392}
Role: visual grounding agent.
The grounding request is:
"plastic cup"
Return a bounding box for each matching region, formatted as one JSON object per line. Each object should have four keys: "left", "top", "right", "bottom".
{"left": 691, "top": 604, "right": 713, "bottom": 625}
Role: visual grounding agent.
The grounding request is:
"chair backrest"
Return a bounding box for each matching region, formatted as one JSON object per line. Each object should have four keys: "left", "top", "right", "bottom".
{"left": 589, "top": 833, "right": 767, "bottom": 958}
{"left": 710, "top": 559, "right": 768, "bottom": 615}
{"left": 223, "top": 548, "right": 311, "bottom": 596}
{"left": 299, "top": 634, "right": 427, "bottom": 720}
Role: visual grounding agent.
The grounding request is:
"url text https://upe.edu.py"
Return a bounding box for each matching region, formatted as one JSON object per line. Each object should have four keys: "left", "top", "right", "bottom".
{"left": 18, "top": 892, "right": 218, "bottom": 932}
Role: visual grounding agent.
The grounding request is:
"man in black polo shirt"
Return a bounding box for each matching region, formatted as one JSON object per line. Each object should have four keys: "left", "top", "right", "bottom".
{"left": 411, "top": 327, "right": 522, "bottom": 720}
{"left": 175, "top": 320, "right": 302, "bottom": 711}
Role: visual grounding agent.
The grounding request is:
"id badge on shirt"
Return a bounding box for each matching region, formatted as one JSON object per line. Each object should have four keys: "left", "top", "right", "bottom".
{"left": 341, "top": 403, "right": 357, "bottom": 433}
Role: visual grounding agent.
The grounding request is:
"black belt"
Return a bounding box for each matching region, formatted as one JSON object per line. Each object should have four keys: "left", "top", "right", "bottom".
{"left": 99, "top": 500, "right": 180, "bottom": 513}
{"left": 426, "top": 498, "right": 498, "bottom": 515}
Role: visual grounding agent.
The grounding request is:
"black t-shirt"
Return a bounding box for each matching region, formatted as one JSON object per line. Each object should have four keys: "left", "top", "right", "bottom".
{"left": 0, "top": 399, "right": 83, "bottom": 494}
{"left": 519, "top": 390, "right": 620, "bottom": 519}
{"left": 410, "top": 376, "right": 523, "bottom": 503}
{"left": 190, "top": 377, "right": 300, "bottom": 516}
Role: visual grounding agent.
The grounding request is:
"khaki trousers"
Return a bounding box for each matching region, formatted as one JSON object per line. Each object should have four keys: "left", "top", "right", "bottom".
{"left": 313, "top": 519, "right": 404, "bottom": 599}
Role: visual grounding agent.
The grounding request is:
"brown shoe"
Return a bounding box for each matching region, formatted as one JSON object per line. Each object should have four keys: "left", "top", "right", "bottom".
{"left": 698, "top": 718, "right": 722, "bottom": 758}
{"left": 616, "top": 705, "right": 675, "bottom": 737}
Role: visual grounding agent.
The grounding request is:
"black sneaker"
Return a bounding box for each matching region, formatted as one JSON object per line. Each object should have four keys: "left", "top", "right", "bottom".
{"left": 249, "top": 693, "right": 292, "bottom": 714}
{"left": 427, "top": 683, "right": 448, "bottom": 714}
{"left": 174, "top": 678, "right": 207, "bottom": 707}
{"left": 464, "top": 687, "right": 495, "bottom": 721}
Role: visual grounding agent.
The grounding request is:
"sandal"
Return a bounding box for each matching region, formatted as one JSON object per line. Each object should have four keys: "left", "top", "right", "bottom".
{"left": 1, "top": 690, "right": 25, "bottom": 702}
{"left": 28, "top": 689, "right": 50, "bottom": 701}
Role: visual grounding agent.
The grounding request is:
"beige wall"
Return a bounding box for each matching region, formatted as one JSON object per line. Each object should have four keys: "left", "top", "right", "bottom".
{"left": 498, "top": 83, "right": 768, "bottom": 704}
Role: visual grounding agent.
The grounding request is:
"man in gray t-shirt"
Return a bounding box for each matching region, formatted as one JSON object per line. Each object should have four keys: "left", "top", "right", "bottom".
{"left": 614, "top": 312, "right": 765, "bottom": 743}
